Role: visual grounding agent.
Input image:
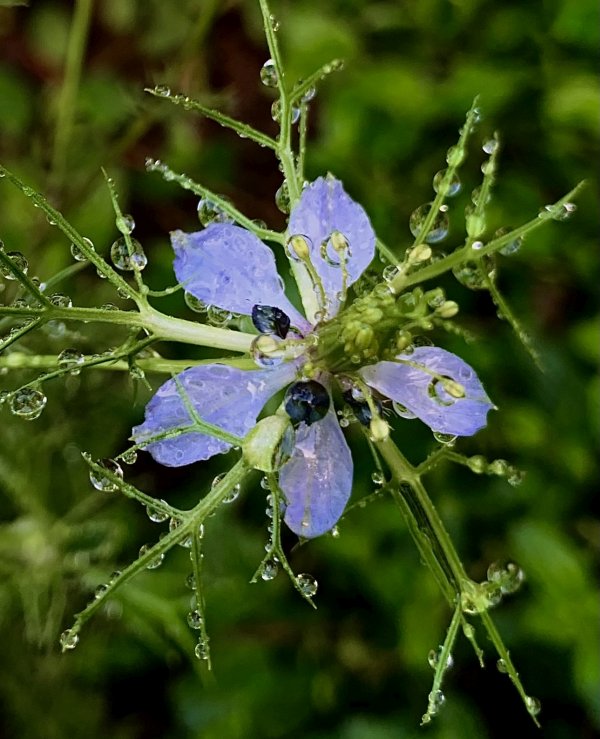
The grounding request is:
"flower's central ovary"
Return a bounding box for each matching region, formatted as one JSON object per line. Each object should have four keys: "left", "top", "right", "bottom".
{"left": 313, "top": 286, "right": 401, "bottom": 373}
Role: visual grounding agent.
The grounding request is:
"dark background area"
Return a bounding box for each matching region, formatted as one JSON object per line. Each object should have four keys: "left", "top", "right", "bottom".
{"left": 0, "top": 1, "right": 598, "bottom": 737}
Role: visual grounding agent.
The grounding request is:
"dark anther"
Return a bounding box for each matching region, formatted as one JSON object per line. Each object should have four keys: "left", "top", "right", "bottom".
{"left": 251, "top": 305, "right": 291, "bottom": 339}
{"left": 284, "top": 380, "right": 330, "bottom": 426}
{"left": 342, "top": 389, "right": 382, "bottom": 426}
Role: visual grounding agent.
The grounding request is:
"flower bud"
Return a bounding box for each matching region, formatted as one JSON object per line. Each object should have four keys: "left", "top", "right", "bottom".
{"left": 243, "top": 415, "right": 294, "bottom": 472}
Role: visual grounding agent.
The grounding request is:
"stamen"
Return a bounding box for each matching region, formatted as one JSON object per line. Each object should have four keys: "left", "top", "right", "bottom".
{"left": 285, "top": 234, "right": 328, "bottom": 319}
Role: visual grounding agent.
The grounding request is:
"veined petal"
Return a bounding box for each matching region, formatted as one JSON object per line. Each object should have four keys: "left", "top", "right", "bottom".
{"left": 132, "top": 362, "right": 296, "bottom": 466}
{"left": 288, "top": 176, "right": 376, "bottom": 317}
{"left": 172, "top": 225, "right": 310, "bottom": 332}
{"left": 360, "top": 346, "right": 494, "bottom": 437}
{"left": 280, "top": 404, "right": 353, "bottom": 538}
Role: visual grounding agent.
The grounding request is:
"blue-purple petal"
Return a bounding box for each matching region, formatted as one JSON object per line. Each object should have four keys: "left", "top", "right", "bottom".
{"left": 280, "top": 404, "right": 353, "bottom": 538}
{"left": 132, "top": 362, "right": 296, "bottom": 466}
{"left": 172, "top": 225, "right": 310, "bottom": 332}
{"left": 288, "top": 176, "right": 376, "bottom": 316}
{"left": 360, "top": 346, "right": 493, "bottom": 436}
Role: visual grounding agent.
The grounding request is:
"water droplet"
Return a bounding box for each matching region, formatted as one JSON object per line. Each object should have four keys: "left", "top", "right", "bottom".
{"left": 493, "top": 226, "right": 523, "bottom": 256}
{"left": 271, "top": 99, "right": 300, "bottom": 124}
{"left": 70, "top": 237, "right": 94, "bottom": 262}
{"left": 446, "top": 145, "right": 465, "bottom": 167}
{"left": 60, "top": 629, "right": 79, "bottom": 651}
{"left": 320, "top": 230, "right": 350, "bottom": 266}
{"left": 110, "top": 237, "right": 147, "bottom": 271}
{"left": 382, "top": 264, "right": 399, "bottom": 282}
{"left": 427, "top": 646, "right": 454, "bottom": 670}
{"left": 260, "top": 476, "right": 271, "bottom": 491}
{"left": 433, "top": 431, "right": 457, "bottom": 445}
{"left": 0, "top": 251, "right": 28, "bottom": 279}
{"left": 428, "top": 689, "right": 446, "bottom": 713}
{"left": 275, "top": 181, "right": 290, "bottom": 213}
{"left": 482, "top": 138, "right": 498, "bottom": 154}
{"left": 261, "top": 559, "right": 279, "bottom": 581}
{"left": 260, "top": 59, "right": 278, "bottom": 87}
{"left": 471, "top": 107, "right": 483, "bottom": 124}
{"left": 49, "top": 293, "right": 72, "bottom": 308}
{"left": 194, "top": 638, "right": 210, "bottom": 660}
{"left": 139, "top": 543, "right": 165, "bottom": 569}
{"left": 116, "top": 214, "right": 135, "bottom": 235}
{"left": 432, "top": 169, "right": 461, "bottom": 197}
{"left": 181, "top": 292, "right": 207, "bottom": 315}
{"left": 58, "top": 348, "right": 85, "bottom": 375}
{"left": 223, "top": 484, "right": 241, "bottom": 504}
{"left": 285, "top": 234, "right": 311, "bottom": 262}
{"left": 525, "top": 696, "right": 541, "bottom": 717}
{"left": 296, "top": 573, "right": 318, "bottom": 597}
{"left": 409, "top": 203, "right": 449, "bottom": 244}
{"left": 154, "top": 85, "right": 171, "bottom": 97}
{"left": 250, "top": 333, "right": 285, "bottom": 368}
{"left": 95, "top": 583, "right": 109, "bottom": 599}
{"left": 89, "top": 458, "right": 123, "bottom": 492}
{"left": 471, "top": 186, "right": 491, "bottom": 207}
{"left": 197, "top": 197, "right": 234, "bottom": 227}
{"left": 187, "top": 610, "right": 204, "bottom": 629}
{"left": 392, "top": 401, "right": 417, "bottom": 420}
{"left": 146, "top": 502, "right": 169, "bottom": 523}
{"left": 206, "top": 305, "right": 232, "bottom": 326}
{"left": 371, "top": 470, "right": 385, "bottom": 486}
{"left": 120, "top": 448, "right": 138, "bottom": 465}
{"left": 10, "top": 387, "right": 47, "bottom": 420}
{"left": 540, "top": 202, "right": 576, "bottom": 221}
{"left": 496, "top": 658, "right": 509, "bottom": 673}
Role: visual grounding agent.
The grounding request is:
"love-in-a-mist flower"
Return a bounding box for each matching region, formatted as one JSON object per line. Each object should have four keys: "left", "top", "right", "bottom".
{"left": 133, "top": 176, "right": 493, "bottom": 538}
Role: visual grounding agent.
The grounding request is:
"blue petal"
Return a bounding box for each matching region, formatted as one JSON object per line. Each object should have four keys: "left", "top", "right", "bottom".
{"left": 132, "top": 363, "right": 297, "bottom": 466}
{"left": 280, "top": 404, "right": 353, "bottom": 538}
{"left": 288, "top": 176, "right": 376, "bottom": 316}
{"left": 172, "top": 225, "right": 310, "bottom": 332}
{"left": 360, "top": 346, "right": 494, "bottom": 436}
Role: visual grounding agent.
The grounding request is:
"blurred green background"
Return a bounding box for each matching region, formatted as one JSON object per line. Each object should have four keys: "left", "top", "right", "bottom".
{"left": 0, "top": 0, "right": 598, "bottom": 737}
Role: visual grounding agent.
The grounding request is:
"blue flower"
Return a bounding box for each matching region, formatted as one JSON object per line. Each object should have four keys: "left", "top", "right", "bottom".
{"left": 133, "top": 176, "right": 493, "bottom": 538}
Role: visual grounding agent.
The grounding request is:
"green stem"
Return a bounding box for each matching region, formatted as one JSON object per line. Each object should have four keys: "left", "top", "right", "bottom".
{"left": 52, "top": 0, "right": 94, "bottom": 185}
{"left": 377, "top": 437, "right": 468, "bottom": 586}
{"left": 390, "top": 181, "right": 585, "bottom": 294}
